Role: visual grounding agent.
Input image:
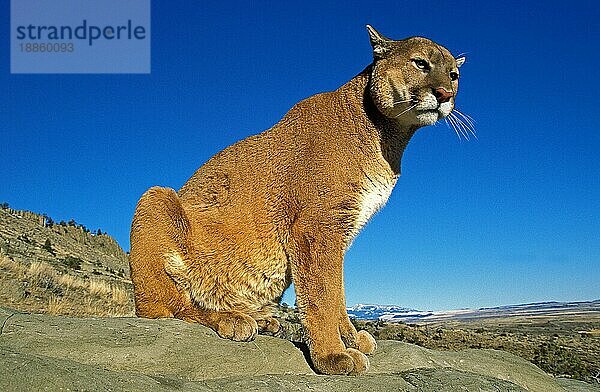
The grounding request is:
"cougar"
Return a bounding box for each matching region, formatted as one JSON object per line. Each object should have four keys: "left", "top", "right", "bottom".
{"left": 130, "top": 25, "right": 466, "bottom": 375}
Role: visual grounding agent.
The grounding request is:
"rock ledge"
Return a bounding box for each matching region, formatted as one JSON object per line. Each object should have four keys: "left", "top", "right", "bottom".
{"left": 1, "top": 307, "right": 595, "bottom": 392}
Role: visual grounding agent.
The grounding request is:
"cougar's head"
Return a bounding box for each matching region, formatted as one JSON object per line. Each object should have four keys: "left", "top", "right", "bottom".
{"left": 367, "top": 25, "right": 465, "bottom": 128}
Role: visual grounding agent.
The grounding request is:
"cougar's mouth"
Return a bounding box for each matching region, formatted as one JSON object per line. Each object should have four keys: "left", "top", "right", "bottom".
{"left": 391, "top": 88, "right": 451, "bottom": 126}
{"left": 414, "top": 96, "right": 439, "bottom": 112}
{"left": 415, "top": 109, "right": 440, "bottom": 125}
{"left": 415, "top": 91, "right": 453, "bottom": 120}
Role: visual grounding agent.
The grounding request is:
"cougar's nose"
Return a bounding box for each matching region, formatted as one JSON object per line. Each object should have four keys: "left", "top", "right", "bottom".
{"left": 433, "top": 87, "right": 453, "bottom": 103}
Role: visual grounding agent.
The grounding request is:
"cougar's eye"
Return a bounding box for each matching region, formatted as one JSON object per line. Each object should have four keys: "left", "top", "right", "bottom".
{"left": 450, "top": 71, "right": 459, "bottom": 81}
{"left": 412, "top": 59, "right": 430, "bottom": 71}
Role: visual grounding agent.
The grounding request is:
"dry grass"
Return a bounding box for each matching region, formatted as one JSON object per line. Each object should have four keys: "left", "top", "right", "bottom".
{"left": 27, "top": 261, "right": 54, "bottom": 278}
{"left": 57, "top": 273, "right": 86, "bottom": 291}
{"left": 25, "top": 261, "right": 59, "bottom": 292}
{"left": 0, "top": 254, "right": 23, "bottom": 273}
{"left": 111, "top": 284, "right": 130, "bottom": 305}
{"left": 88, "top": 279, "right": 112, "bottom": 297}
{"left": 0, "top": 255, "right": 134, "bottom": 317}
{"left": 47, "top": 295, "right": 66, "bottom": 315}
{"left": 0, "top": 255, "right": 28, "bottom": 306}
{"left": 81, "top": 298, "right": 101, "bottom": 315}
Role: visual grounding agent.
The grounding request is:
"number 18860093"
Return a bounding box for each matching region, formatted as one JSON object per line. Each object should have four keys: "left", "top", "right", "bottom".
{"left": 19, "top": 42, "right": 74, "bottom": 52}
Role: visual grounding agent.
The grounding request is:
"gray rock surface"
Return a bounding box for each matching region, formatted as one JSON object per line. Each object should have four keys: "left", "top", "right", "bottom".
{"left": 1, "top": 307, "right": 597, "bottom": 392}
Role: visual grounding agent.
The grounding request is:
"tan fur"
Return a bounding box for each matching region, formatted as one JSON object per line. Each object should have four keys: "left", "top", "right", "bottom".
{"left": 130, "top": 25, "right": 464, "bottom": 375}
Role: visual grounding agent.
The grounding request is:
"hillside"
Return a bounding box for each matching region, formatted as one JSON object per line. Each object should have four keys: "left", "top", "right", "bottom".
{"left": 0, "top": 205, "right": 133, "bottom": 316}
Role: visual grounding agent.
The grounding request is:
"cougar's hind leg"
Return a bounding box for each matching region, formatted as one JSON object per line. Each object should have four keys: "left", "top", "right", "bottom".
{"left": 129, "top": 186, "right": 191, "bottom": 319}
{"left": 130, "top": 186, "right": 259, "bottom": 342}
{"left": 161, "top": 250, "right": 259, "bottom": 341}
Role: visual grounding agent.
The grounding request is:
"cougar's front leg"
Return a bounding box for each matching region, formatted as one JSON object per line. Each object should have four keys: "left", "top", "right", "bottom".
{"left": 339, "top": 306, "right": 377, "bottom": 355}
{"left": 289, "top": 226, "right": 369, "bottom": 375}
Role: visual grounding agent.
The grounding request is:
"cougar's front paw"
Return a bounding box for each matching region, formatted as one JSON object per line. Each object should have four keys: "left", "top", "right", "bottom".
{"left": 215, "top": 311, "right": 258, "bottom": 342}
{"left": 355, "top": 330, "right": 377, "bottom": 355}
{"left": 340, "top": 325, "right": 377, "bottom": 355}
{"left": 312, "top": 348, "right": 370, "bottom": 375}
{"left": 256, "top": 317, "right": 281, "bottom": 334}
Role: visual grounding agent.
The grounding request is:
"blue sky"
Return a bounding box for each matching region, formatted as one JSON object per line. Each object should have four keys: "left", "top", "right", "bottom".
{"left": 2, "top": 1, "right": 599, "bottom": 311}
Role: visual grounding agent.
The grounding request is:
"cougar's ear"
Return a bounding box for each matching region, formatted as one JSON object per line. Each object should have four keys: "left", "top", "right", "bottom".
{"left": 455, "top": 56, "right": 466, "bottom": 68}
{"left": 366, "top": 24, "right": 392, "bottom": 59}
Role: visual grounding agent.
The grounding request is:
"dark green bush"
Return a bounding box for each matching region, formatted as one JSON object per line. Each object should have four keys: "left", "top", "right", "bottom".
{"left": 63, "top": 256, "right": 82, "bottom": 270}
{"left": 42, "top": 239, "right": 55, "bottom": 255}
{"left": 532, "top": 341, "right": 588, "bottom": 379}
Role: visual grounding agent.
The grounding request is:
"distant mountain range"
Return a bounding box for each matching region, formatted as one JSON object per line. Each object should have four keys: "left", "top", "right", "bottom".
{"left": 347, "top": 300, "right": 600, "bottom": 323}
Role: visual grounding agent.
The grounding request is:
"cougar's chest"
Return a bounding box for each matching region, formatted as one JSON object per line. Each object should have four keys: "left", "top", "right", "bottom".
{"left": 349, "top": 173, "right": 397, "bottom": 242}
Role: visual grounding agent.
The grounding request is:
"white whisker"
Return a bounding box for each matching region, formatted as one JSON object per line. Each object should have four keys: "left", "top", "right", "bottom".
{"left": 447, "top": 114, "right": 464, "bottom": 141}
{"left": 454, "top": 114, "right": 471, "bottom": 141}
{"left": 447, "top": 113, "right": 462, "bottom": 140}
{"left": 445, "top": 117, "right": 461, "bottom": 141}
{"left": 392, "top": 99, "right": 413, "bottom": 105}
{"left": 394, "top": 104, "right": 417, "bottom": 118}
{"left": 453, "top": 114, "right": 471, "bottom": 141}
{"left": 448, "top": 108, "right": 477, "bottom": 141}
{"left": 453, "top": 108, "right": 476, "bottom": 127}
{"left": 453, "top": 109, "right": 477, "bottom": 140}
{"left": 453, "top": 108, "right": 476, "bottom": 131}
